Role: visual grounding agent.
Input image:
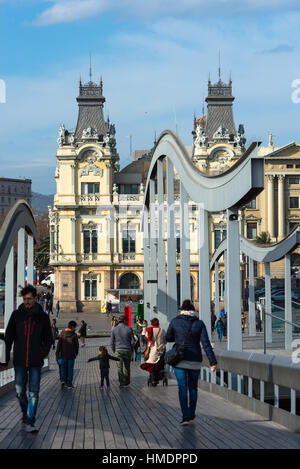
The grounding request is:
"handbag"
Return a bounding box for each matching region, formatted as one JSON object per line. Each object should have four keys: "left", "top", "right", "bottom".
{"left": 165, "top": 322, "right": 193, "bottom": 367}
{"left": 143, "top": 328, "right": 161, "bottom": 361}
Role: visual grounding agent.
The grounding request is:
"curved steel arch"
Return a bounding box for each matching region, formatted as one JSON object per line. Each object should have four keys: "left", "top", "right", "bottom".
{"left": 0, "top": 200, "right": 37, "bottom": 277}
{"left": 143, "top": 130, "right": 264, "bottom": 212}
{"left": 210, "top": 226, "right": 300, "bottom": 270}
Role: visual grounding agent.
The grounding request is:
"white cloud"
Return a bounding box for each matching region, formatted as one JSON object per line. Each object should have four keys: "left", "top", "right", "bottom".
{"left": 33, "top": 0, "right": 300, "bottom": 26}
{"left": 34, "top": 0, "right": 109, "bottom": 25}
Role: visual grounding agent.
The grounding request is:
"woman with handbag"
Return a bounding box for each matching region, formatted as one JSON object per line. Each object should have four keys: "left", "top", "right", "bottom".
{"left": 141, "top": 318, "right": 166, "bottom": 386}
{"left": 165, "top": 299, "right": 217, "bottom": 426}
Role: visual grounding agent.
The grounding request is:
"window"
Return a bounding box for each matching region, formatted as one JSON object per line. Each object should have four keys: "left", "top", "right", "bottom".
{"left": 247, "top": 223, "right": 257, "bottom": 239}
{"left": 122, "top": 184, "right": 139, "bottom": 194}
{"left": 289, "top": 177, "right": 299, "bottom": 185}
{"left": 122, "top": 229, "right": 136, "bottom": 253}
{"left": 287, "top": 164, "right": 294, "bottom": 169}
{"left": 246, "top": 198, "right": 257, "bottom": 209}
{"left": 119, "top": 273, "right": 139, "bottom": 289}
{"left": 296, "top": 164, "right": 300, "bottom": 169}
{"left": 83, "top": 229, "right": 98, "bottom": 253}
{"left": 81, "top": 182, "right": 100, "bottom": 194}
{"left": 214, "top": 229, "right": 226, "bottom": 249}
{"left": 289, "top": 222, "right": 299, "bottom": 231}
{"left": 84, "top": 279, "right": 97, "bottom": 299}
{"left": 290, "top": 197, "right": 299, "bottom": 209}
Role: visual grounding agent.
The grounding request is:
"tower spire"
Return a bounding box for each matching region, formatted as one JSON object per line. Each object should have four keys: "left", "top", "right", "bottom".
{"left": 89, "top": 52, "right": 92, "bottom": 82}
{"left": 218, "top": 49, "right": 221, "bottom": 81}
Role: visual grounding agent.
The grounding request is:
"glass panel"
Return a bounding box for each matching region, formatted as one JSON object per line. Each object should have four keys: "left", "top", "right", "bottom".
{"left": 94, "top": 183, "right": 100, "bottom": 194}
{"left": 83, "top": 230, "right": 90, "bottom": 253}
{"left": 91, "top": 280, "right": 97, "bottom": 297}
{"left": 84, "top": 280, "right": 90, "bottom": 298}
{"left": 214, "top": 229, "right": 221, "bottom": 248}
{"left": 247, "top": 223, "right": 257, "bottom": 239}
{"left": 81, "top": 183, "right": 87, "bottom": 194}
{"left": 290, "top": 197, "right": 299, "bottom": 209}
{"left": 91, "top": 230, "right": 97, "bottom": 253}
{"left": 88, "top": 183, "right": 94, "bottom": 194}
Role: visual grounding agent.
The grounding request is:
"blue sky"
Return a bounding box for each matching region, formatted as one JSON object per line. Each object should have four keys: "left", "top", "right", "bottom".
{"left": 1, "top": 0, "right": 300, "bottom": 194}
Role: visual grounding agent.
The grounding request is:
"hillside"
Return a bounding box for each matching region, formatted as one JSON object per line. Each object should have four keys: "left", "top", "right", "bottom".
{"left": 31, "top": 192, "right": 54, "bottom": 214}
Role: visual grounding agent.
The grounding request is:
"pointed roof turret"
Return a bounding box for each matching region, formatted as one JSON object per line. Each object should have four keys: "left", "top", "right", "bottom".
{"left": 74, "top": 73, "right": 108, "bottom": 141}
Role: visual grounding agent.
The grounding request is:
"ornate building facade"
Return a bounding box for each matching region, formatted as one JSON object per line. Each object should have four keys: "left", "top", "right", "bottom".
{"left": 50, "top": 72, "right": 300, "bottom": 313}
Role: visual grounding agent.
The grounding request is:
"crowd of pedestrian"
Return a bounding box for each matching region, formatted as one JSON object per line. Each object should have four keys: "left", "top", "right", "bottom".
{"left": 1, "top": 284, "right": 220, "bottom": 433}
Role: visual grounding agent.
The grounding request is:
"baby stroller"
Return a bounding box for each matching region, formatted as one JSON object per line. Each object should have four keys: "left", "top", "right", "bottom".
{"left": 146, "top": 353, "right": 168, "bottom": 387}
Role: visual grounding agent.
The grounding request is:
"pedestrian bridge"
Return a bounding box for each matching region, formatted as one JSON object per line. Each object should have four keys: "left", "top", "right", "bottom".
{"left": 0, "top": 338, "right": 299, "bottom": 450}
{"left": 0, "top": 132, "right": 300, "bottom": 449}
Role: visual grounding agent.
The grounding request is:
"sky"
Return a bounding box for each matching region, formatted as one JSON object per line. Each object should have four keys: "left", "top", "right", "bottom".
{"left": 1, "top": 0, "right": 300, "bottom": 194}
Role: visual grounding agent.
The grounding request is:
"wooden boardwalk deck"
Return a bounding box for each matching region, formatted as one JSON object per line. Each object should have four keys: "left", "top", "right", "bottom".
{"left": 0, "top": 338, "right": 299, "bottom": 450}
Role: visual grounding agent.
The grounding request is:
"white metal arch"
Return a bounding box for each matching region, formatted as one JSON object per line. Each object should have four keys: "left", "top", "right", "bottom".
{"left": 210, "top": 226, "right": 300, "bottom": 350}
{"left": 142, "top": 130, "right": 265, "bottom": 350}
{"left": 0, "top": 200, "right": 38, "bottom": 329}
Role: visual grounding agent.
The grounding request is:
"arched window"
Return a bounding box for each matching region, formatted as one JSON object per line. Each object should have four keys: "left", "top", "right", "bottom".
{"left": 119, "top": 273, "right": 140, "bottom": 289}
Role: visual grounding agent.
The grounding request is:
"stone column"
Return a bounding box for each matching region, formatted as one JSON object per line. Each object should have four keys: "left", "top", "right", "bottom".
{"left": 278, "top": 174, "right": 285, "bottom": 239}
{"left": 70, "top": 163, "right": 76, "bottom": 196}
{"left": 267, "top": 175, "right": 275, "bottom": 238}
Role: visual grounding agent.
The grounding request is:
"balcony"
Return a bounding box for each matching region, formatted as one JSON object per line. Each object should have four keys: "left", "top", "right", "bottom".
{"left": 75, "top": 194, "right": 101, "bottom": 205}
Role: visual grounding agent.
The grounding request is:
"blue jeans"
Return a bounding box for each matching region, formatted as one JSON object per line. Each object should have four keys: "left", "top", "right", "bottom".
{"left": 173, "top": 367, "right": 200, "bottom": 420}
{"left": 14, "top": 366, "right": 42, "bottom": 425}
{"left": 60, "top": 359, "right": 75, "bottom": 386}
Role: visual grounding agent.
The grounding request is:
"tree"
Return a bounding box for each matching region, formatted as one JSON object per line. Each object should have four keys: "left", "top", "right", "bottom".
{"left": 255, "top": 231, "right": 272, "bottom": 244}
{"left": 33, "top": 211, "right": 50, "bottom": 270}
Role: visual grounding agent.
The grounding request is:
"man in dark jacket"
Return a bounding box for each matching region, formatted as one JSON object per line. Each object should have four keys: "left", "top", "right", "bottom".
{"left": 56, "top": 320, "right": 79, "bottom": 390}
{"left": 4, "top": 285, "right": 53, "bottom": 433}
{"left": 110, "top": 315, "right": 135, "bottom": 387}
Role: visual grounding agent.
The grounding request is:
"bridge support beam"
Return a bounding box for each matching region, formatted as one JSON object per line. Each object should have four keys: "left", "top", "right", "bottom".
{"left": 180, "top": 182, "right": 190, "bottom": 304}
{"left": 226, "top": 207, "right": 242, "bottom": 351}
{"left": 143, "top": 206, "right": 150, "bottom": 322}
{"left": 265, "top": 262, "right": 272, "bottom": 343}
{"left": 248, "top": 257, "right": 256, "bottom": 336}
{"left": 166, "top": 158, "right": 177, "bottom": 321}
{"left": 5, "top": 247, "right": 14, "bottom": 330}
{"left": 27, "top": 234, "right": 34, "bottom": 286}
{"left": 198, "top": 205, "right": 211, "bottom": 337}
{"left": 17, "top": 228, "right": 25, "bottom": 308}
{"left": 285, "top": 254, "right": 292, "bottom": 351}
{"left": 149, "top": 178, "right": 158, "bottom": 317}
{"left": 214, "top": 261, "right": 220, "bottom": 324}
{"left": 157, "top": 159, "right": 167, "bottom": 330}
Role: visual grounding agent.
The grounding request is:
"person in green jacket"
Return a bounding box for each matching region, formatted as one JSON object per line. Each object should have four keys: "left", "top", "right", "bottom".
{"left": 215, "top": 318, "right": 224, "bottom": 342}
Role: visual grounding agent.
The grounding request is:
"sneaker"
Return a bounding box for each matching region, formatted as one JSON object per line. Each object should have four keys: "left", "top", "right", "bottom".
{"left": 67, "top": 385, "right": 75, "bottom": 390}
{"left": 61, "top": 382, "right": 65, "bottom": 389}
{"left": 25, "top": 424, "right": 39, "bottom": 433}
{"left": 99, "top": 385, "right": 104, "bottom": 390}
{"left": 179, "top": 418, "right": 190, "bottom": 426}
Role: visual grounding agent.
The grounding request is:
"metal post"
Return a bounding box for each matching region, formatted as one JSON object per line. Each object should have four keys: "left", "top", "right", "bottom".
{"left": 166, "top": 158, "right": 177, "bottom": 320}
{"left": 285, "top": 254, "right": 292, "bottom": 351}
{"left": 157, "top": 158, "right": 167, "bottom": 330}
{"left": 265, "top": 262, "right": 272, "bottom": 344}
{"left": 17, "top": 228, "right": 25, "bottom": 308}
{"left": 215, "top": 261, "right": 220, "bottom": 322}
{"left": 149, "top": 178, "right": 157, "bottom": 314}
{"left": 226, "top": 207, "right": 242, "bottom": 351}
{"left": 180, "top": 181, "right": 190, "bottom": 303}
{"left": 27, "top": 234, "right": 34, "bottom": 286}
{"left": 143, "top": 206, "right": 150, "bottom": 322}
{"left": 5, "top": 247, "right": 14, "bottom": 330}
{"left": 198, "top": 205, "right": 211, "bottom": 337}
{"left": 248, "top": 257, "right": 256, "bottom": 336}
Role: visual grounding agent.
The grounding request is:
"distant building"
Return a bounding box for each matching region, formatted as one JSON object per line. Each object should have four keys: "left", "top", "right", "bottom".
{"left": 0, "top": 177, "right": 31, "bottom": 214}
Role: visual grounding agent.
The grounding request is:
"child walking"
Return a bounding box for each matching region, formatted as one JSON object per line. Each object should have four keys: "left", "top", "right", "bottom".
{"left": 87, "top": 346, "right": 120, "bottom": 389}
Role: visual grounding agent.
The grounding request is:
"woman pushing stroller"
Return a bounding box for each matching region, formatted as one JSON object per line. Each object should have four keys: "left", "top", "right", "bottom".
{"left": 140, "top": 318, "right": 167, "bottom": 386}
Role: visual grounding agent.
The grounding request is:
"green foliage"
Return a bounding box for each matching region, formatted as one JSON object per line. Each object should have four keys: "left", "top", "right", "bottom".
{"left": 255, "top": 231, "right": 271, "bottom": 244}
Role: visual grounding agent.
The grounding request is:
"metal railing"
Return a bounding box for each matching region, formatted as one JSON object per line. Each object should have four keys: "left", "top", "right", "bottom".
{"left": 199, "top": 349, "right": 300, "bottom": 432}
